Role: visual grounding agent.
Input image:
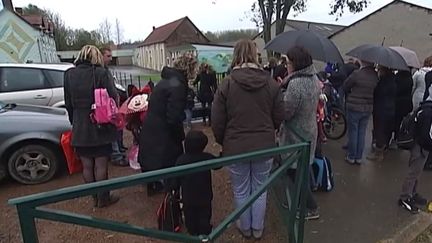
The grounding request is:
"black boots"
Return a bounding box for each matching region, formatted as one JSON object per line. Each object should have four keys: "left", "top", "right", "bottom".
{"left": 96, "top": 191, "right": 120, "bottom": 208}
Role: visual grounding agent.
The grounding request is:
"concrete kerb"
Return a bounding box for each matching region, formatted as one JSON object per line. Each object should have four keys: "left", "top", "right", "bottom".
{"left": 378, "top": 212, "right": 432, "bottom": 243}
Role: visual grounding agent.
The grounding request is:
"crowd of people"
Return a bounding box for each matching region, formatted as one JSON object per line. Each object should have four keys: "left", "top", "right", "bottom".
{"left": 63, "top": 40, "right": 432, "bottom": 239}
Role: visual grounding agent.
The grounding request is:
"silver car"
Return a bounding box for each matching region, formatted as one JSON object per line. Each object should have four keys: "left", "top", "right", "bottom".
{"left": 0, "top": 63, "right": 74, "bottom": 107}
{"left": 0, "top": 101, "right": 71, "bottom": 184}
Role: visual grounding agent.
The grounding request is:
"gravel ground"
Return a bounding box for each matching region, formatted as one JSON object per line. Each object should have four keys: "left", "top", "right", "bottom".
{"left": 0, "top": 125, "right": 289, "bottom": 243}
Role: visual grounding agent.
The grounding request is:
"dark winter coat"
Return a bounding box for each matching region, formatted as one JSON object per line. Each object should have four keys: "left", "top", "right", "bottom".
{"left": 374, "top": 73, "right": 397, "bottom": 117}
{"left": 194, "top": 71, "right": 217, "bottom": 103}
{"left": 395, "top": 71, "right": 413, "bottom": 117}
{"left": 211, "top": 64, "right": 285, "bottom": 156}
{"left": 343, "top": 66, "right": 379, "bottom": 113}
{"left": 138, "top": 67, "right": 187, "bottom": 171}
{"left": 176, "top": 152, "right": 216, "bottom": 206}
{"left": 64, "top": 62, "right": 118, "bottom": 147}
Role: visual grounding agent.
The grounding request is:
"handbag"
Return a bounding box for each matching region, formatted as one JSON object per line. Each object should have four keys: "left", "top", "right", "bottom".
{"left": 61, "top": 131, "right": 83, "bottom": 174}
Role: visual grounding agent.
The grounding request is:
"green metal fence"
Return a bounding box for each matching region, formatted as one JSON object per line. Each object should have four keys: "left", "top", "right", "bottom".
{"left": 9, "top": 139, "right": 310, "bottom": 243}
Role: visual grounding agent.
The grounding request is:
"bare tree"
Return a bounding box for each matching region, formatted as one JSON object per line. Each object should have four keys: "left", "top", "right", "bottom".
{"left": 98, "top": 18, "right": 112, "bottom": 44}
{"left": 114, "top": 18, "right": 124, "bottom": 45}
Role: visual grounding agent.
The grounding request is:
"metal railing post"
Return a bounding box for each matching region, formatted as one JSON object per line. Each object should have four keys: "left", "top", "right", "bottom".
{"left": 138, "top": 75, "right": 141, "bottom": 89}
{"left": 17, "top": 205, "right": 38, "bottom": 243}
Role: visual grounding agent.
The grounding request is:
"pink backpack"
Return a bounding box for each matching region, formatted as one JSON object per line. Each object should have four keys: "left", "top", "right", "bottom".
{"left": 92, "top": 88, "right": 118, "bottom": 124}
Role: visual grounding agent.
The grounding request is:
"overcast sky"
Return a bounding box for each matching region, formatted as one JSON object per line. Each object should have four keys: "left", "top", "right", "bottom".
{"left": 11, "top": 0, "right": 432, "bottom": 42}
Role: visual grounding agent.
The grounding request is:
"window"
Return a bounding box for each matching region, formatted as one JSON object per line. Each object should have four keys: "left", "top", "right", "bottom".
{"left": 0, "top": 68, "right": 47, "bottom": 92}
{"left": 45, "top": 70, "right": 64, "bottom": 88}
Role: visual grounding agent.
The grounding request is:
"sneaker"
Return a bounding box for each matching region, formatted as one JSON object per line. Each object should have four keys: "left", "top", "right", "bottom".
{"left": 355, "top": 159, "right": 362, "bottom": 165}
{"left": 399, "top": 198, "right": 420, "bottom": 214}
{"left": 296, "top": 209, "right": 320, "bottom": 220}
{"left": 345, "top": 157, "right": 356, "bottom": 165}
{"left": 413, "top": 193, "right": 428, "bottom": 206}
{"left": 252, "top": 229, "right": 263, "bottom": 239}
{"left": 236, "top": 220, "right": 251, "bottom": 238}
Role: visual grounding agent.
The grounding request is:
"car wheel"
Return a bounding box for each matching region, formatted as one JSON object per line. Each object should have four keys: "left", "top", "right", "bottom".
{"left": 8, "top": 145, "right": 58, "bottom": 185}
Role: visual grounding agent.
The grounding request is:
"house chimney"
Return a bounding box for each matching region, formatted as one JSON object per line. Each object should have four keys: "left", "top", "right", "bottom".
{"left": 2, "top": 0, "right": 14, "bottom": 12}
{"left": 152, "top": 26, "right": 156, "bottom": 31}
{"left": 15, "top": 7, "right": 23, "bottom": 15}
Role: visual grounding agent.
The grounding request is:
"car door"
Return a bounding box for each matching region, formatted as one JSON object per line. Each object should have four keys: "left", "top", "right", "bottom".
{"left": 44, "top": 69, "right": 66, "bottom": 107}
{"left": 0, "top": 67, "right": 53, "bottom": 106}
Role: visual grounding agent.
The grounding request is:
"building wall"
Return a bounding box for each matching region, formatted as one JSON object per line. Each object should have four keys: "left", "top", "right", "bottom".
{"left": 137, "top": 43, "right": 166, "bottom": 71}
{"left": 0, "top": 10, "right": 58, "bottom": 63}
{"left": 330, "top": 2, "right": 432, "bottom": 63}
{"left": 253, "top": 24, "right": 296, "bottom": 63}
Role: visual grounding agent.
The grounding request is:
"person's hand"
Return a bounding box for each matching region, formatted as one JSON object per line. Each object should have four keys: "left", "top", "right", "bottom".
{"left": 277, "top": 77, "right": 283, "bottom": 83}
{"left": 319, "top": 93, "right": 328, "bottom": 102}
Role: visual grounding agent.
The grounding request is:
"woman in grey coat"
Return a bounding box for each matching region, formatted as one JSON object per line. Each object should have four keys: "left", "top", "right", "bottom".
{"left": 278, "top": 46, "right": 320, "bottom": 220}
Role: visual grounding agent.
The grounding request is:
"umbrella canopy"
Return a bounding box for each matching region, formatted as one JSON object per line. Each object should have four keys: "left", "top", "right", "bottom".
{"left": 264, "top": 30, "right": 344, "bottom": 64}
{"left": 346, "top": 44, "right": 409, "bottom": 70}
{"left": 389, "top": 46, "right": 420, "bottom": 68}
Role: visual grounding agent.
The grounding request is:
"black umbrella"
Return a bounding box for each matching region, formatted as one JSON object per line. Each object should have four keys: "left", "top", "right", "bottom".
{"left": 264, "top": 30, "right": 344, "bottom": 64}
{"left": 346, "top": 44, "right": 409, "bottom": 70}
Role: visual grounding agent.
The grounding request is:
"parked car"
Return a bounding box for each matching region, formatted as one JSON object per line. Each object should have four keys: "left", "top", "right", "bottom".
{"left": 0, "top": 63, "right": 74, "bottom": 107}
{"left": 0, "top": 63, "right": 127, "bottom": 108}
{"left": 0, "top": 101, "right": 71, "bottom": 184}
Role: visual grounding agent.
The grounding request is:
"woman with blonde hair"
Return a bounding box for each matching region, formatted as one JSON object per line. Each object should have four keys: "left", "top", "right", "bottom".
{"left": 64, "top": 45, "right": 119, "bottom": 207}
{"left": 139, "top": 54, "right": 198, "bottom": 196}
{"left": 212, "top": 39, "right": 284, "bottom": 239}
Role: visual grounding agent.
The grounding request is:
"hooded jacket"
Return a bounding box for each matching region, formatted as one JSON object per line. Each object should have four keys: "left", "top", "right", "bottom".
{"left": 211, "top": 64, "right": 284, "bottom": 156}
{"left": 138, "top": 67, "right": 187, "bottom": 171}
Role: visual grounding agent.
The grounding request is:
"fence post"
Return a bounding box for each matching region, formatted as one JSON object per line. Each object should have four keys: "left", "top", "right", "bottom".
{"left": 17, "top": 205, "right": 39, "bottom": 243}
{"left": 288, "top": 145, "right": 310, "bottom": 243}
{"left": 138, "top": 76, "right": 141, "bottom": 89}
{"left": 130, "top": 74, "right": 133, "bottom": 86}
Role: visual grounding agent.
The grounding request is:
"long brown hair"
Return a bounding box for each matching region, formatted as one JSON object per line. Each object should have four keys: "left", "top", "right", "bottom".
{"left": 424, "top": 56, "right": 432, "bottom": 68}
{"left": 231, "top": 39, "right": 260, "bottom": 68}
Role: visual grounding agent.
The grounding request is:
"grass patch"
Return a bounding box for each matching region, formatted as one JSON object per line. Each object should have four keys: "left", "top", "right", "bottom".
{"left": 139, "top": 74, "right": 161, "bottom": 82}
{"left": 412, "top": 225, "right": 432, "bottom": 243}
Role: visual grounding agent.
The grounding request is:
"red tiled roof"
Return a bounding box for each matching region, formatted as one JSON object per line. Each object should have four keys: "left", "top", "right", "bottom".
{"left": 141, "top": 17, "right": 187, "bottom": 46}
{"left": 20, "top": 14, "right": 54, "bottom": 32}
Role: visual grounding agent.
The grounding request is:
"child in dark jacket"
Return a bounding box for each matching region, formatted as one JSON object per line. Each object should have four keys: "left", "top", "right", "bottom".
{"left": 176, "top": 131, "right": 216, "bottom": 236}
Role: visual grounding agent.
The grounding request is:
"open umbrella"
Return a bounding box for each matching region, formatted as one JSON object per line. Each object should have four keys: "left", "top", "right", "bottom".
{"left": 346, "top": 44, "right": 409, "bottom": 70}
{"left": 264, "top": 30, "right": 343, "bottom": 64}
{"left": 389, "top": 46, "right": 420, "bottom": 68}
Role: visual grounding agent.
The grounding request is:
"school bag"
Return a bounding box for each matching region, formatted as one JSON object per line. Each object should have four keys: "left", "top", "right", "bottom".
{"left": 397, "top": 111, "right": 418, "bottom": 150}
{"left": 90, "top": 67, "right": 119, "bottom": 126}
{"left": 157, "top": 190, "right": 182, "bottom": 232}
{"left": 415, "top": 101, "right": 432, "bottom": 151}
{"left": 310, "top": 156, "right": 334, "bottom": 192}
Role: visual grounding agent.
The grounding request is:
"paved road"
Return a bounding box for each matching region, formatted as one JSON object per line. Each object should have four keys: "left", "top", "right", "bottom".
{"left": 304, "top": 121, "right": 432, "bottom": 243}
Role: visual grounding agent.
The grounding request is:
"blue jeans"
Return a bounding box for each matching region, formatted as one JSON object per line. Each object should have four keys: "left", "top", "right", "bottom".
{"left": 111, "top": 141, "right": 124, "bottom": 162}
{"left": 346, "top": 109, "right": 370, "bottom": 161}
{"left": 228, "top": 159, "right": 273, "bottom": 231}
{"left": 184, "top": 109, "right": 192, "bottom": 128}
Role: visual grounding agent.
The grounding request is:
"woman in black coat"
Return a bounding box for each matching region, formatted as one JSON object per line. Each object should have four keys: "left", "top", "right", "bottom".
{"left": 394, "top": 70, "right": 414, "bottom": 139}
{"left": 368, "top": 66, "right": 397, "bottom": 161}
{"left": 64, "top": 45, "right": 119, "bottom": 207}
{"left": 194, "top": 63, "right": 217, "bottom": 125}
{"left": 139, "top": 54, "right": 198, "bottom": 196}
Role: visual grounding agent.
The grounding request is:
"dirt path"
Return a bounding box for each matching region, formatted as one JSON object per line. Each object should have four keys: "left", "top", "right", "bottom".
{"left": 0, "top": 126, "right": 288, "bottom": 243}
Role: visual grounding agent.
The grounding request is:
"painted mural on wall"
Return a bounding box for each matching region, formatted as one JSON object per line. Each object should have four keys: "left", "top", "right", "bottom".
{"left": 0, "top": 10, "right": 58, "bottom": 63}
{"left": 197, "top": 51, "right": 233, "bottom": 73}
{"left": 0, "top": 19, "right": 36, "bottom": 63}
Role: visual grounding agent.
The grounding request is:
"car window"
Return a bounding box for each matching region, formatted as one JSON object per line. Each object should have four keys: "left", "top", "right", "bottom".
{"left": 45, "top": 70, "right": 64, "bottom": 88}
{"left": 0, "top": 68, "right": 48, "bottom": 92}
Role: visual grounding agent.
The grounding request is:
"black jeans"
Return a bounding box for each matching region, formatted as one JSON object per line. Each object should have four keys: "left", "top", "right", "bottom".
{"left": 373, "top": 113, "right": 394, "bottom": 148}
{"left": 201, "top": 101, "right": 212, "bottom": 123}
{"left": 183, "top": 204, "right": 212, "bottom": 235}
{"left": 287, "top": 169, "right": 318, "bottom": 210}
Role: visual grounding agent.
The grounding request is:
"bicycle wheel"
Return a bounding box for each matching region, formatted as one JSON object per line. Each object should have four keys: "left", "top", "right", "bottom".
{"left": 323, "top": 107, "right": 347, "bottom": 140}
